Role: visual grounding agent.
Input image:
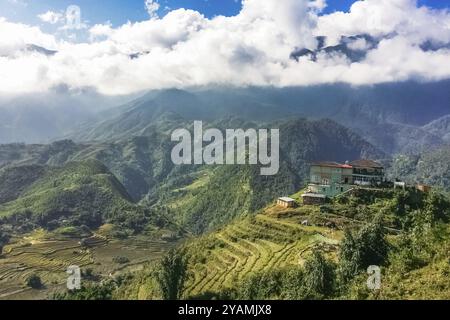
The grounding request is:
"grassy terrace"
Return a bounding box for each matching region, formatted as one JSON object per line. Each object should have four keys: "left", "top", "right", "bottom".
{"left": 183, "top": 204, "right": 342, "bottom": 298}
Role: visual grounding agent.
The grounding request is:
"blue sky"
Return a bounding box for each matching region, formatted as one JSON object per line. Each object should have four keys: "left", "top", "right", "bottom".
{"left": 1, "top": 0, "right": 449, "bottom": 29}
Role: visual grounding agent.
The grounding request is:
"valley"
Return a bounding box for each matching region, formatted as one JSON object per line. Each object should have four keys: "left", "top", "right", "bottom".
{"left": 0, "top": 86, "right": 449, "bottom": 300}
{"left": 2, "top": 0, "right": 450, "bottom": 304}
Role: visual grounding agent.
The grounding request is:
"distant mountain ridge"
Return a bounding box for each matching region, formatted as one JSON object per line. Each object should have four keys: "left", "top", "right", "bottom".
{"left": 67, "top": 82, "right": 450, "bottom": 154}
{"left": 423, "top": 115, "right": 450, "bottom": 142}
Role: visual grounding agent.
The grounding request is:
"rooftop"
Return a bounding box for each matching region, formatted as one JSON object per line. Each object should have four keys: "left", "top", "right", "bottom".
{"left": 350, "top": 159, "right": 383, "bottom": 168}
{"left": 311, "top": 161, "right": 353, "bottom": 169}
{"left": 312, "top": 159, "right": 383, "bottom": 169}
{"left": 301, "top": 193, "right": 326, "bottom": 199}
{"left": 278, "top": 197, "right": 296, "bottom": 202}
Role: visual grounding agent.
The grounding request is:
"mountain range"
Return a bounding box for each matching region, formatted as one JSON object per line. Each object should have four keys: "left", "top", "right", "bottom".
{"left": 1, "top": 80, "right": 450, "bottom": 300}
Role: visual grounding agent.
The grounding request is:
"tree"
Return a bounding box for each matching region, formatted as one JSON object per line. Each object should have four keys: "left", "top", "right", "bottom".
{"left": 239, "top": 270, "right": 283, "bottom": 300}
{"left": 424, "top": 191, "right": 450, "bottom": 223}
{"left": 357, "top": 220, "right": 389, "bottom": 268}
{"left": 0, "top": 231, "right": 10, "bottom": 256}
{"left": 26, "top": 274, "right": 43, "bottom": 289}
{"left": 339, "top": 219, "right": 389, "bottom": 285}
{"left": 156, "top": 249, "right": 189, "bottom": 300}
{"left": 303, "top": 251, "right": 336, "bottom": 299}
{"left": 338, "top": 229, "right": 360, "bottom": 283}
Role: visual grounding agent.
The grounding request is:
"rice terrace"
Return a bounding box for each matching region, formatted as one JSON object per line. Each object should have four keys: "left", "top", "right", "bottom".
{"left": 0, "top": 228, "right": 177, "bottom": 299}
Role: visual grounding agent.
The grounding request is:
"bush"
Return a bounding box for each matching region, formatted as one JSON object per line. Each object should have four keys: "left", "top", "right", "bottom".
{"left": 26, "top": 274, "right": 43, "bottom": 289}
{"left": 238, "top": 270, "right": 283, "bottom": 300}
{"left": 0, "top": 231, "right": 10, "bottom": 256}
{"left": 112, "top": 256, "right": 130, "bottom": 264}
{"left": 52, "top": 282, "right": 116, "bottom": 300}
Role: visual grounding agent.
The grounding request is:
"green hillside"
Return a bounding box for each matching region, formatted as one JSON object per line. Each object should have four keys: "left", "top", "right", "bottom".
{"left": 0, "top": 159, "right": 165, "bottom": 235}
{"left": 0, "top": 165, "right": 48, "bottom": 204}
{"left": 387, "top": 147, "right": 450, "bottom": 192}
{"left": 112, "top": 187, "right": 450, "bottom": 300}
{"left": 0, "top": 117, "right": 385, "bottom": 236}
{"left": 153, "top": 117, "right": 383, "bottom": 234}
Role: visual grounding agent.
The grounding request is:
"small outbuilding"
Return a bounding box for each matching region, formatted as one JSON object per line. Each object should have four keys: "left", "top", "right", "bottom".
{"left": 277, "top": 197, "right": 297, "bottom": 208}
{"left": 416, "top": 184, "right": 432, "bottom": 193}
{"left": 301, "top": 193, "right": 326, "bottom": 205}
{"left": 394, "top": 181, "right": 406, "bottom": 190}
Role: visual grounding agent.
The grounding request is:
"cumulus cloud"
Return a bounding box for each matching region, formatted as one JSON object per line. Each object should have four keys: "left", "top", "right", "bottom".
{"left": 0, "top": 18, "right": 57, "bottom": 55}
{"left": 1, "top": 0, "right": 450, "bottom": 96}
{"left": 38, "top": 11, "right": 64, "bottom": 24}
{"left": 145, "top": 0, "right": 160, "bottom": 19}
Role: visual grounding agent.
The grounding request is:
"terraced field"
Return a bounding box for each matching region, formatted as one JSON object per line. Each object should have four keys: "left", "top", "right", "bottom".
{"left": 184, "top": 209, "right": 341, "bottom": 298}
{"left": 0, "top": 231, "right": 177, "bottom": 300}
{"left": 0, "top": 237, "right": 95, "bottom": 299}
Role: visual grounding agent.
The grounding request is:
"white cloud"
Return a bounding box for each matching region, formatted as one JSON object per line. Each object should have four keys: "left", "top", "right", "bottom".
{"left": 0, "top": 18, "right": 57, "bottom": 56}
{"left": 145, "top": 0, "right": 160, "bottom": 19}
{"left": 38, "top": 11, "right": 64, "bottom": 24}
{"left": 1, "top": 0, "right": 450, "bottom": 96}
{"left": 315, "top": 0, "right": 450, "bottom": 45}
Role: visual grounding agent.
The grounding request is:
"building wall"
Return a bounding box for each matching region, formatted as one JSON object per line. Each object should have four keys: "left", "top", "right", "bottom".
{"left": 303, "top": 196, "right": 326, "bottom": 205}
{"left": 310, "top": 165, "right": 353, "bottom": 197}
{"left": 277, "top": 200, "right": 296, "bottom": 208}
{"left": 352, "top": 167, "right": 384, "bottom": 185}
{"left": 308, "top": 183, "right": 353, "bottom": 197}
{"left": 309, "top": 163, "right": 384, "bottom": 197}
{"left": 311, "top": 166, "right": 354, "bottom": 185}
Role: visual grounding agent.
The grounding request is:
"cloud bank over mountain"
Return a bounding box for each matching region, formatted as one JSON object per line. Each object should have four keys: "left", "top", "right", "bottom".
{"left": 1, "top": 0, "right": 450, "bottom": 95}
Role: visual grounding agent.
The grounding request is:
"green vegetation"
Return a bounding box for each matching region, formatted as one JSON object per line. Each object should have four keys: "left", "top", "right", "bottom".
{"left": 156, "top": 249, "right": 189, "bottom": 300}
{"left": 0, "top": 230, "right": 9, "bottom": 256}
{"left": 388, "top": 149, "right": 450, "bottom": 192}
{"left": 0, "top": 107, "right": 449, "bottom": 300}
{"left": 338, "top": 219, "right": 389, "bottom": 284}
{"left": 114, "top": 188, "right": 449, "bottom": 300}
{"left": 113, "top": 256, "right": 130, "bottom": 264}
{"left": 52, "top": 282, "right": 116, "bottom": 300}
{"left": 0, "top": 159, "right": 179, "bottom": 238}
{"left": 303, "top": 251, "right": 336, "bottom": 299}
{"left": 0, "top": 117, "right": 383, "bottom": 236}
{"left": 26, "top": 274, "right": 43, "bottom": 289}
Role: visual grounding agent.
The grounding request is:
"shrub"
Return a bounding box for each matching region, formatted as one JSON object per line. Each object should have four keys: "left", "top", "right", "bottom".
{"left": 26, "top": 274, "right": 43, "bottom": 289}
{"left": 0, "top": 231, "right": 10, "bottom": 256}
{"left": 112, "top": 256, "right": 130, "bottom": 264}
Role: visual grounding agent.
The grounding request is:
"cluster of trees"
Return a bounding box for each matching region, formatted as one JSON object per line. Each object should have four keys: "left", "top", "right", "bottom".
{"left": 387, "top": 149, "right": 450, "bottom": 192}
{"left": 228, "top": 251, "right": 336, "bottom": 300}
{"left": 338, "top": 219, "right": 389, "bottom": 286}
